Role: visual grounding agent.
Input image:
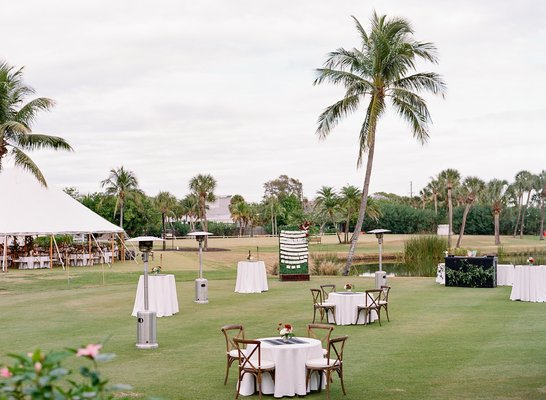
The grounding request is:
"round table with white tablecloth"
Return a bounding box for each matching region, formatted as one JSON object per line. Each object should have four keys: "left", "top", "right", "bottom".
{"left": 238, "top": 337, "right": 324, "bottom": 398}
{"left": 131, "top": 274, "right": 179, "bottom": 317}
{"left": 234, "top": 261, "right": 268, "bottom": 293}
{"left": 509, "top": 265, "right": 546, "bottom": 302}
{"left": 496, "top": 264, "right": 515, "bottom": 286}
{"left": 327, "top": 292, "right": 379, "bottom": 325}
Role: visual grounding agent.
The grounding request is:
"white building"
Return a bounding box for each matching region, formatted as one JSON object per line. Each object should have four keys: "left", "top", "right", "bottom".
{"left": 206, "top": 195, "right": 233, "bottom": 224}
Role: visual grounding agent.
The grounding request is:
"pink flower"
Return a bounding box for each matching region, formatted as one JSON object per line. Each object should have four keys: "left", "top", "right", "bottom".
{"left": 76, "top": 343, "right": 102, "bottom": 359}
{"left": 0, "top": 367, "right": 12, "bottom": 378}
{"left": 34, "top": 362, "right": 42, "bottom": 373}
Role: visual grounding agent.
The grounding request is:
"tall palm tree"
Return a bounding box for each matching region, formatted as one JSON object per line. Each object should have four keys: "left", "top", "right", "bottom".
{"left": 517, "top": 170, "right": 534, "bottom": 239}
{"left": 485, "top": 179, "right": 508, "bottom": 245}
{"left": 456, "top": 176, "right": 485, "bottom": 248}
{"left": 511, "top": 171, "right": 530, "bottom": 237}
{"left": 179, "top": 194, "right": 200, "bottom": 232}
{"left": 537, "top": 170, "right": 546, "bottom": 241}
{"left": 100, "top": 166, "right": 139, "bottom": 229}
{"left": 230, "top": 200, "right": 250, "bottom": 236}
{"left": 264, "top": 196, "right": 282, "bottom": 236}
{"left": 189, "top": 173, "right": 216, "bottom": 250}
{"left": 314, "top": 13, "right": 446, "bottom": 275}
{"left": 438, "top": 169, "right": 460, "bottom": 249}
{"left": 314, "top": 186, "right": 342, "bottom": 243}
{"left": 419, "top": 187, "right": 431, "bottom": 210}
{"left": 340, "top": 185, "right": 361, "bottom": 243}
{"left": 0, "top": 61, "right": 72, "bottom": 186}
{"left": 154, "top": 191, "right": 178, "bottom": 250}
{"left": 426, "top": 178, "right": 442, "bottom": 216}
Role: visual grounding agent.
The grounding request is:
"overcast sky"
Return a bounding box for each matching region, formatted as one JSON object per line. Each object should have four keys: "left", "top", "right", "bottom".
{"left": 2, "top": 0, "right": 545, "bottom": 202}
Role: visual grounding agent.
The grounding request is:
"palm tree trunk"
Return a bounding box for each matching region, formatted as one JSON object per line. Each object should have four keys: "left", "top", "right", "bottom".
{"left": 519, "top": 192, "right": 531, "bottom": 239}
{"left": 161, "top": 213, "right": 166, "bottom": 251}
{"left": 539, "top": 197, "right": 544, "bottom": 240}
{"left": 513, "top": 195, "right": 522, "bottom": 237}
{"left": 494, "top": 212, "right": 501, "bottom": 245}
{"left": 120, "top": 203, "right": 124, "bottom": 230}
{"left": 343, "top": 130, "right": 376, "bottom": 276}
{"left": 447, "top": 187, "right": 453, "bottom": 249}
{"left": 433, "top": 194, "right": 438, "bottom": 215}
{"left": 456, "top": 204, "right": 471, "bottom": 248}
{"left": 344, "top": 211, "right": 351, "bottom": 243}
{"left": 330, "top": 211, "right": 342, "bottom": 244}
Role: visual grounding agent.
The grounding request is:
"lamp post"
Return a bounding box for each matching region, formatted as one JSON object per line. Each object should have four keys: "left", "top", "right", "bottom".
{"left": 187, "top": 231, "right": 212, "bottom": 303}
{"left": 127, "top": 236, "right": 163, "bottom": 349}
{"left": 367, "top": 229, "right": 391, "bottom": 289}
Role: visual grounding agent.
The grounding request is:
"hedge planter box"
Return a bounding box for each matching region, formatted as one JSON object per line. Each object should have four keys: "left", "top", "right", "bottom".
{"left": 445, "top": 256, "right": 497, "bottom": 288}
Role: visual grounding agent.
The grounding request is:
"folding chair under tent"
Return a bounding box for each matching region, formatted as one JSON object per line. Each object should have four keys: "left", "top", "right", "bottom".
{"left": 0, "top": 168, "right": 126, "bottom": 275}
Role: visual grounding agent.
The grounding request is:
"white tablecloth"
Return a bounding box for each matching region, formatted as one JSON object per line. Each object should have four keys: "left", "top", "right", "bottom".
{"left": 235, "top": 261, "right": 268, "bottom": 293}
{"left": 238, "top": 337, "right": 323, "bottom": 398}
{"left": 497, "top": 264, "right": 515, "bottom": 286}
{"left": 436, "top": 263, "right": 445, "bottom": 284}
{"left": 131, "top": 274, "right": 179, "bottom": 317}
{"left": 17, "top": 256, "right": 51, "bottom": 269}
{"left": 327, "top": 292, "right": 379, "bottom": 325}
{"left": 510, "top": 265, "right": 546, "bottom": 302}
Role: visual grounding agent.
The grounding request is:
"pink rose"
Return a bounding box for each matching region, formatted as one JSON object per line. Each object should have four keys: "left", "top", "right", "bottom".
{"left": 34, "top": 362, "right": 42, "bottom": 373}
{"left": 0, "top": 367, "right": 12, "bottom": 378}
{"left": 76, "top": 343, "right": 102, "bottom": 359}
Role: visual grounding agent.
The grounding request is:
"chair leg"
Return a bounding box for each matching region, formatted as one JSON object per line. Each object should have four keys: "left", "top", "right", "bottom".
{"left": 235, "top": 370, "right": 242, "bottom": 399}
{"left": 384, "top": 305, "right": 390, "bottom": 322}
{"left": 338, "top": 366, "right": 346, "bottom": 395}
{"left": 325, "top": 369, "right": 331, "bottom": 400}
{"left": 376, "top": 308, "right": 381, "bottom": 326}
{"left": 257, "top": 372, "right": 262, "bottom": 400}
{"left": 224, "top": 356, "right": 230, "bottom": 385}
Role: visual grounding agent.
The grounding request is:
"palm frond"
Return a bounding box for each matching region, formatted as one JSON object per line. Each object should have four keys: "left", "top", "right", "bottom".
{"left": 0, "top": 121, "right": 30, "bottom": 137}
{"left": 395, "top": 72, "right": 446, "bottom": 97}
{"left": 389, "top": 88, "right": 431, "bottom": 143}
{"left": 15, "top": 97, "right": 56, "bottom": 126}
{"left": 18, "top": 133, "right": 73, "bottom": 151}
{"left": 11, "top": 147, "right": 47, "bottom": 187}
{"left": 316, "top": 94, "right": 361, "bottom": 138}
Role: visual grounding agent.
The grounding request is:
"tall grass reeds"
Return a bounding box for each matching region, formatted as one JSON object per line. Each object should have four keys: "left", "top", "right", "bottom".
{"left": 404, "top": 235, "right": 447, "bottom": 276}
{"left": 310, "top": 253, "right": 343, "bottom": 275}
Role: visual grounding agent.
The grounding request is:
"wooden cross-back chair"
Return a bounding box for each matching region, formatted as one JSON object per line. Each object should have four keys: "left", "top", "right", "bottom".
{"left": 307, "top": 323, "right": 334, "bottom": 356}
{"left": 305, "top": 335, "right": 349, "bottom": 400}
{"left": 355, "top": 289, "right": 382, "bottom": 325}
{"left": 221, "top": 324, "right": 245, "bottom": 385}
{"left": 310, "top": 289, "right": 336, "bottom": 324}
{"left": 379, "top": 285, "right": 391, "bottom": 322}
{"left": 320, "top": 284, "right": 336, "bottom": 302}
{"left": 233, "top": 338, "right": 275, "bottom": 400}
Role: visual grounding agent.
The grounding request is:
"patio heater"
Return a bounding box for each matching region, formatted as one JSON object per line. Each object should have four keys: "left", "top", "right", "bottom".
{"left": 127, "top": 236, "right": 164, "bottom": 349}
{"left": 187, "top": 231, "right": 212, "bottom": 304}
{"left": 368, "top": 229, "right": 391, "bottom": 289}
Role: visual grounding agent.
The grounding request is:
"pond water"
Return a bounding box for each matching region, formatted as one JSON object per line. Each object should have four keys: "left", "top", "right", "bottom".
{"left": 353, "top": 253, "right": 546, "bottom": 277}
{"left": 352, "top": 262, "right": 437, "bottom": 277}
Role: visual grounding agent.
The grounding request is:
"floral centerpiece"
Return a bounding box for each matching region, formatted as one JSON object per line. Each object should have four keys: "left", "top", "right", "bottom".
{"left": 527, "top": 257, "right": 535, "bottom": 266}
{"left": 151, "top": 266, "right": 162, "bottom": 275}
{"left": 344, "top": 283, "right": 354, "bottom": 292}
{"left": 277, "top": 323, "right": 295, "bottom": 342}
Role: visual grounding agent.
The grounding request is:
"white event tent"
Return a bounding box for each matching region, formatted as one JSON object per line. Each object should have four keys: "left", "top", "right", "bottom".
{"left": 0, "top": 168, "right": 125, "bottom": 271}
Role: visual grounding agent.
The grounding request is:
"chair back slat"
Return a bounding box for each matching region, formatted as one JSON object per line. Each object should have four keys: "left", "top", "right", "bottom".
{"left": 310, "top": 288, "right": 323, "bottom": 305}
{"left": 221, "top": 324, "right": 245, "bottom": 353}
{"left": 380, "top": 285, "right": 391, "bottom": 302}
{"left": 320, "top": 284, "right": 336, "bottom": 301}
{"left": 365, "top": 289, "right": 382, "bottom": 308}
{"left": 234, "top": 338, "right": 262, "bottom": 371}
{"left": 307, "top": 323, "right": 334, "bottom": 347}
{"left": 326, "top": 335, "right": 348, "bottom": 365}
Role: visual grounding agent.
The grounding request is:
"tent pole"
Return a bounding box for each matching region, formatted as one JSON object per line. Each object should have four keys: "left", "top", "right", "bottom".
{"left": 2, "top": 236, "right": 7, "bottom": 272}
{"left": 49, "top": 236, "right": 53, "bottom": 270}
{"left": 90, "top": 233, "right": 106, "bottom": 284}
{"left": 111, "top": 234, "right": 115, "bottom": 267}
{"left": 52, "top": 236, "right": 64, "bottom": 270}
{"left": 116, "top": 233, "right": 137, "bottom": 264}
{"left": 88, "top": 234, "right": 92, "bottom": 266}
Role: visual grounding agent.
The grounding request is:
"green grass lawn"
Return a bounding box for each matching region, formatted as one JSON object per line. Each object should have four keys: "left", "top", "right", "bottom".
{"left": 1, "top": 257, "right": 546, "bottom": 399}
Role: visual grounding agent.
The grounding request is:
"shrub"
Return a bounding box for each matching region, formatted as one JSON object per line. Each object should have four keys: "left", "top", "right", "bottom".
{"left": 0, "top": 344, "right": 130, "bottom": 399}
{"left": 310, "top": 253, "right": 343, "bottom": 275}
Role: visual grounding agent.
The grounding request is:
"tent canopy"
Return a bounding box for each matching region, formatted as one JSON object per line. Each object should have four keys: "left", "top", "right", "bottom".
{"left": 0, "top": 168, "right": 123, "bottom": 236}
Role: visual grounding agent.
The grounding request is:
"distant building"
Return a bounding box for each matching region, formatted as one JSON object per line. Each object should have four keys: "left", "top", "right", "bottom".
{"left": 206, "top": 195, "right": 233, "bottom": 223}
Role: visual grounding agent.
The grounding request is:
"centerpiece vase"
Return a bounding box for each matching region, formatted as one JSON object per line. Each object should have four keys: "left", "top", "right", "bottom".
{"left": 282, "top": 336, "right": 289, "bottom": 343}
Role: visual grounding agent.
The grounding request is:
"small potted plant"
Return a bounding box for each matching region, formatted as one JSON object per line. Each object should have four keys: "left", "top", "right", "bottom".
{"left": 527, "top": 257, "right": 535, "bottom": 266}
{"left": 344, "top": 283, "right": 354, "bottom": 292}
{"left": 151, "top": 266, "right": 162, "bottom": 275}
